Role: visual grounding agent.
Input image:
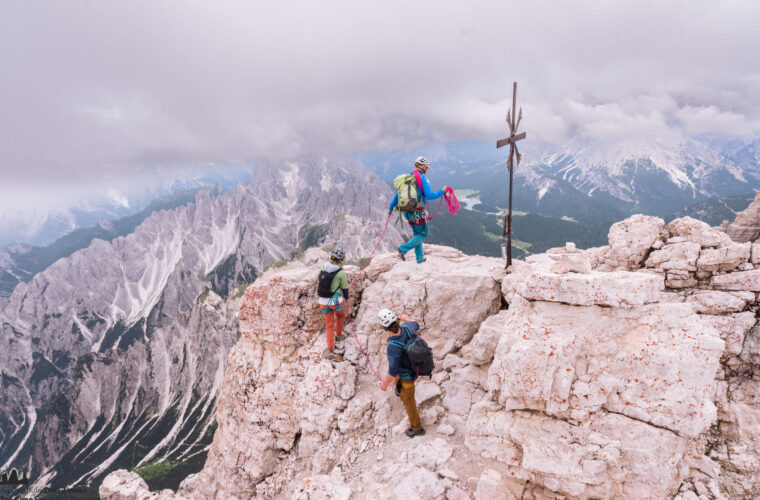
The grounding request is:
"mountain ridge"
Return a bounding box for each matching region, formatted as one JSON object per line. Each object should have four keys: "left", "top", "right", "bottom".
{"left": 0, "top": 157, "right": 403, "bottom": 496}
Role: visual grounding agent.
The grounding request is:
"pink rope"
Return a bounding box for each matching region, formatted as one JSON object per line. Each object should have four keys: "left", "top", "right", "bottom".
{"left": 443, "top": 186, "right": 461, "bottom": 215}
{"left": 345, "top": 212, "right": 392, "bottom": 381}
{"left": 425, "top": 197, "right": 445, "bottom": 221}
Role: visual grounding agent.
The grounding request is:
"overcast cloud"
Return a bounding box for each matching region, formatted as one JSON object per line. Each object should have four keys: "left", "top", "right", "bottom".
{"left": 1, "top": 0, "right": 759, "bottom": 193}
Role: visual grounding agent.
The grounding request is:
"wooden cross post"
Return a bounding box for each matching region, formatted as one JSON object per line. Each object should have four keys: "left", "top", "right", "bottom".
{"left": 496, "top": 81, "right": 526, "bottom": 269}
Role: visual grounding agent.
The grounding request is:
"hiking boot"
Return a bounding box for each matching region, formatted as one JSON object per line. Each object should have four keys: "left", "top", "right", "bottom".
{"left": 405, "top": 427, "right": 425, "bottom": 438}
{"left": 322, "top": 348, "right": 338, "bottom": 361}
{"left": 417, "top": 257, "right": 426, "bottom": 264}
{"left": 397, "top": 248, "right": 406, "bottom": 261}
{"left": 334, "top": 334, "right": 346, "bottom": 342}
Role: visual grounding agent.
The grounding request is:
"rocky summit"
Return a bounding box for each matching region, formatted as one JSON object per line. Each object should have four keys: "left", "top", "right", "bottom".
{"left": 102, "top": 202, "right": 760, "bottom": 499}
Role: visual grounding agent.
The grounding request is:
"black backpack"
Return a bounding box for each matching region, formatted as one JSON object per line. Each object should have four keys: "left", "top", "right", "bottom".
{"left": 390, "top": 328, "right": 435, "bottom": 378}
{"left": 317, "top": 268, "right": 340, "bottom": 298}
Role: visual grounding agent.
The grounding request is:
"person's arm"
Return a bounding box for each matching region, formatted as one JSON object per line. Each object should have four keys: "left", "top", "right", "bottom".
{"left": 389, "top": 192, "right": 399, "bottom": 213}
{"left": 380, "top": 373, "right": 397, "bottom": 391}
{"left": 381, "top": 345, "right": 402, "bottom": 389}
{"left": 420, "top": 174, "right": 444, "bottom": 200}
{"left": 340, "top": 270, "right": 349, "bottom": 299}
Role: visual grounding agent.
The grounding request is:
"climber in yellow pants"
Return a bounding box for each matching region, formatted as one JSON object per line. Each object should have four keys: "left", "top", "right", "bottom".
{"left": 378, "top": 309, "right": 424, "bottom": 438}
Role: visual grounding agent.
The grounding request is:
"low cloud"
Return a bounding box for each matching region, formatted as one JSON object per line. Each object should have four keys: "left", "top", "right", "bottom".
{"left": 1, "top": 0, "right": 759, "bottom": 194}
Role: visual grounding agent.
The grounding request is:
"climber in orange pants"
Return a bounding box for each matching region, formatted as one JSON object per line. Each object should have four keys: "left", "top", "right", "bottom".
{"left": 316, "top": 247, "right": 349, "bottom": 360}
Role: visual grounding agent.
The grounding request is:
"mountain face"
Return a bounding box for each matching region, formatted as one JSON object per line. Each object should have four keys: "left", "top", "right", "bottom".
{"left": 362, "top": 138, "right": 759, "bottom": 261}
{"left": 0, "top": 164, "right": 253, "bottom": 248}
{"left": 0, "top": 158, "right": 402, "bottom": 496}
{"left": 0, "top": 189, "right": 210, "bottom": 298}
{"left": 536, "top": 138, "right": 754, "bottom": 215}
{"left": 363, "top": 137, "right": 760, "bottom": 222}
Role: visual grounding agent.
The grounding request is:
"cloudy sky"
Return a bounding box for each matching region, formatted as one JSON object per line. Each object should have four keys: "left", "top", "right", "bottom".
{"left": 1, "top": 0, "right": 759, "bottom": 195}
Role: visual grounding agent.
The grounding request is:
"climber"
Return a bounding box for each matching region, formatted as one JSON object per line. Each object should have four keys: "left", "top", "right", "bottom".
{"left": 389, "top": 156, "right": 447, "bottom": 264}
{"left": 377, "top": 308, "right": 425, "bottom": 438}
{"left": 317, "top": 246, "right": 349, "bottom": 360}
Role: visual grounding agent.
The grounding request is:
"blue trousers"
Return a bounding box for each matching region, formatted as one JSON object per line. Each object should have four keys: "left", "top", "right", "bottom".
{"left": 399, "top": 223, "right": 428, "bottom": 263}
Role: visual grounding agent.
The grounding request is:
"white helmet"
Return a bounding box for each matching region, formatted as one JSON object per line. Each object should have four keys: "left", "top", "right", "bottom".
{"left": 414, "top": 156, "right": 430, "bottom": 168}
{"left": 330, "top": 246, "right": 346, "bottom": 261}
{"left": 378, "top": 308, "right": 397, "bottom": 328}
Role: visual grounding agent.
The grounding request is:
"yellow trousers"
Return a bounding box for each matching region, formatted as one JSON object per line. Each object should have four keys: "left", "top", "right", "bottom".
{"left": 398, "top": 379, "right": 422, "bottom": 431}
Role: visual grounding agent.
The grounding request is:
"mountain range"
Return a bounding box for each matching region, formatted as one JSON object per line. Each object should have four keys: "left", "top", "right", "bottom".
{"left": 362, "top": 136, "right": 760, "bottom": 257}
{"left": 0, "top": 158, "right": 402, "bottom": 496}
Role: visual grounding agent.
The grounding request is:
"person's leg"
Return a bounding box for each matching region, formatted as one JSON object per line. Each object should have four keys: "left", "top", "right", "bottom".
{"left": 323, "top": 305, "right": 335, "bottom": 350}
{"left": 335, "top": 302, "right": 346, "bottom": 338}
{"left": 399, "top": 223, "right": 427, "bottom": 256}
{"left": 413, "top": 223, "right": 428, "bottom": 263}
{"left": 399, "top": 379, "right": 422, "bottom": 431}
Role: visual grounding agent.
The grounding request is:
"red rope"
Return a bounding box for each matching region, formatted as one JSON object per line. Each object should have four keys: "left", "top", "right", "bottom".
{"left": 345, "top": 212, "right": 392, "bottom": 381}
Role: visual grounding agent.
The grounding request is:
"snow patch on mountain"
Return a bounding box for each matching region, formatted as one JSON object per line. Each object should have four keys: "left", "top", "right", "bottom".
{"left": 538, "top": 138, "right": 747, "bottom": 201}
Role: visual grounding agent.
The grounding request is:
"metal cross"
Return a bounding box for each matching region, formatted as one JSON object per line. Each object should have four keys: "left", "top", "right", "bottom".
{"left": 496, "top": 81, "right": 526, "bottom": 269}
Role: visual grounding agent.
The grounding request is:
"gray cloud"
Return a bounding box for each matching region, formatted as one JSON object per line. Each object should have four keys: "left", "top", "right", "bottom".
{"left": 1, "top": 0, "right": 759, "bottom": 193}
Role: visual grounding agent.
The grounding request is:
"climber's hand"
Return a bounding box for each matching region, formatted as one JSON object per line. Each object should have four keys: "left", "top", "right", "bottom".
{"left": 399, "top": 313, "right": 411, "bottom": 322}
{"left": 380, "top": 381, "right": 389, "bottom": 391}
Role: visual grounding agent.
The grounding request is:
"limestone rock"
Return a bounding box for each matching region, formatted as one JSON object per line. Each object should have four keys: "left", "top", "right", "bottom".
{"left": 460, "top": 310, "right": 509, "bottom": 365}
{"left": 547, "top": 246, "right": 592, "bottom": 274}
{"left": 600, "top": 215, "right": 663, "bottom": 270}
{"left": 392, "top": 467, "right": 446, "bottom": 500}
{"left": 725, "top": 190, "right": 760, "bottom": 242}
{"left": 696, "top": 242, "right": 751, "bottom": 272}
{"left": 292, "top": 474, "right": 353, "bottom": 500}
{"left": 352, "top": 245, "right": 502, "bottom": 364}
{"left": 442, "top": 365, "right": 488, "bottom": 416}
{"left": 415, "top": 380, "right": 442, "bottom": 405}
{"left": 666, "top": 216, "right": 732, "bottom": 248}
{"left": 100, "top": 470, "right": 182, "bottom": 500}
{"left": 701, "top": 312, "right": 755, "bottom": 360}
{"left": 515, "top": 270, "right": 664, "bottom": 308}
{"left": 474, "top": 469, "right": 521, "bottom": 500}
{"left": 465, "top": 403, "right": 687, "bottom": 499}
{"left": 407, "top": 437, "right": 454, "bottom": 468}
{"left": 751, "top": 242, "right": 760, "bottom": 265}
{"left": 666, "top": 275, "right": 699, "bottom": 289}
{"left": 710, "top": 269, "right": 760, "bottom": 291}
{"left": 645, "top": 241, "right": 701, "bottom": 271}
{"left": 488, "top": 296, "right": 723, "bottom": 437}
{"left": 739, "top": 323, "right": 760, "bottom": 366}
{"left": 686, "top": 291, "right": 754, "bottom": 314}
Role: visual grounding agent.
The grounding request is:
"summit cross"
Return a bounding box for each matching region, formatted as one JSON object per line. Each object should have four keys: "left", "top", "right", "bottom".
{"left": 496, "top": 81, "right": 526, "bottom": 269}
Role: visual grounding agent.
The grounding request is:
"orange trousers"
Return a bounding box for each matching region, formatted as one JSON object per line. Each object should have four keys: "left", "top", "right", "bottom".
{"left": 320, "top": 303, "right": 346, "bottom": 350}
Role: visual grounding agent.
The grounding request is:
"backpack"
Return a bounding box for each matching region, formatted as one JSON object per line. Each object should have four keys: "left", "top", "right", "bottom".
{"left": 317, "top": 268, "right": 340, "bottom": 298}
{"left": 393, "top": 170, "right": 424, "bottom": 212}
{"left": 390, "top": 327, "right": 435, "bottom": 378}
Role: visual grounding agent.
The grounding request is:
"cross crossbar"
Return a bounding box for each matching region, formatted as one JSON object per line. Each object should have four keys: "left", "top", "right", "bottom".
{"left": 496, "top": 132, "right": 526, "bottom": 149}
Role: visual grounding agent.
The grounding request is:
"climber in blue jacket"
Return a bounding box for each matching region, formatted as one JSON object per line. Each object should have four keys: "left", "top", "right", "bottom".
{"left": 388, "top": 157, "right": 447, "bottom": 264}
